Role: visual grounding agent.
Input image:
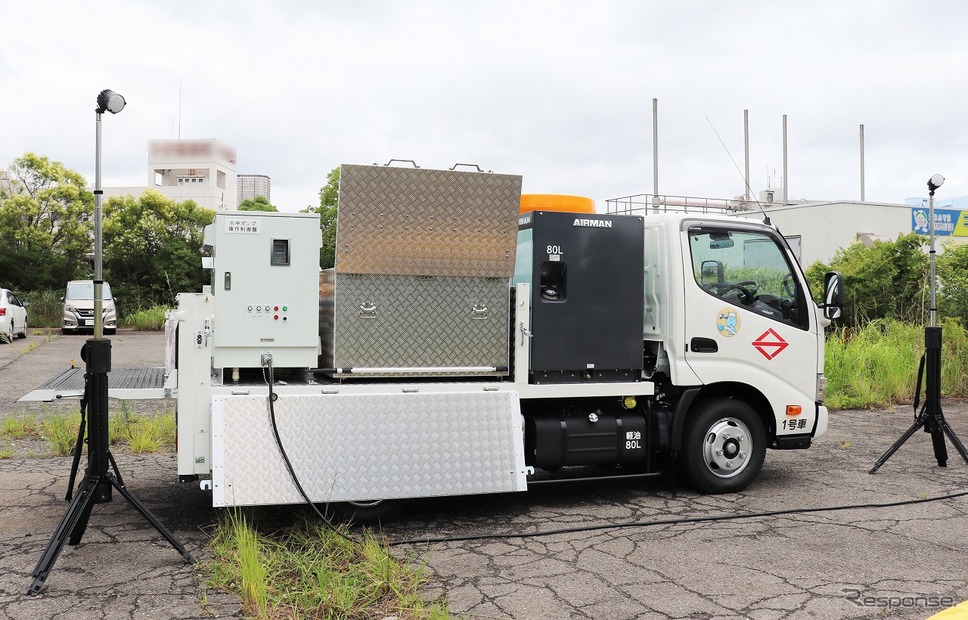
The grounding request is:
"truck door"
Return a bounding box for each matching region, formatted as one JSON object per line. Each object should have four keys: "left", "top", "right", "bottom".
{"left": 681, "top": 222, "right": 820, "bottom": 430}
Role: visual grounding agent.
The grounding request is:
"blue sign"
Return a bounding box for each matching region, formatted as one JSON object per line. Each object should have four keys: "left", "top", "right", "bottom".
{"left": 911, "top": 208, "right": 967, "bottom": 237}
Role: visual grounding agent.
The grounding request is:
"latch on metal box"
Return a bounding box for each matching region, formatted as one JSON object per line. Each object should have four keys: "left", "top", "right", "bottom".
{"left": 359, "top": 302, "right": 377, "bottom": 319}
{"left": 471, "top": 304, "right": 489, "bottom": 320}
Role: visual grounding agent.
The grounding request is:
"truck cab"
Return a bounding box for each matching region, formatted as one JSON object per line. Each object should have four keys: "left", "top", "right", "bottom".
{"left": 639, "top": 213, "right": 832, "bottom": 491}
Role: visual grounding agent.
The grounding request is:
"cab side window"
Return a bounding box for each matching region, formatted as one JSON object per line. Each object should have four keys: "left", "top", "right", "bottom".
{"left": 689, "top": 227, "right": 808, "bottom": 330}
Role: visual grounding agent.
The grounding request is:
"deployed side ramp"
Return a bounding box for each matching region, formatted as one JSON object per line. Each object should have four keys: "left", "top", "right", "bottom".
{"left": 211, "top": 388, "right": 528, "bottom": 507}
{"left": 19, "top": 366, "right": 171, "bottom": 402}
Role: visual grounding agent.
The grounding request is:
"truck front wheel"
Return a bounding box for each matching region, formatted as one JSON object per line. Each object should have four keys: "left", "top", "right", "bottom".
{"left": 679, "top": 398, "right": 766, "bottom": 494}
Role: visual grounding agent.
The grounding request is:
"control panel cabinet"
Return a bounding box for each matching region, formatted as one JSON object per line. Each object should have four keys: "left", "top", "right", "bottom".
{"left": 204, "top": 211, "right": 321, "bottom": 369}
{"left": 518, "top": 211, "right": 645, "bottom": 383}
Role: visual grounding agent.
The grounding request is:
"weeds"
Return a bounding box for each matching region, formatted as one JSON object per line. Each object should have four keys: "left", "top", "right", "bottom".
{"left": 20, "top": 289, "right": 64, "bottom": 328}
{"left": 0, "top": 406, "right": 175, "bottom": 457}
{"left": 825, "top": 318, "right": 968, "bottom": 409}
{"left": 1, "top": 414, "right": 39, "bottom": 438}
{"left": 205, "top": 511, "right": 451, "bottom": 620}
{"left": 122, "top": 306, "right": 170, "bottom": 331}
{"left": 43, "top": 413, "right": 81, "bottom": 456}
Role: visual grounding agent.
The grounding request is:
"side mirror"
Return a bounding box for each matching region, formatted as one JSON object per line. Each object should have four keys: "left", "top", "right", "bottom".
{"left": 822, "top": 271, "right": 845, "bottom": 321}
{"left": 701, "top": 260, "right": 725, "bottom": 288}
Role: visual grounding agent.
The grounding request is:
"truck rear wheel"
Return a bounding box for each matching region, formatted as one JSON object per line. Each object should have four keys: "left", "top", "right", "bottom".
{"left": 679, "top": 398, "right": 765, "bottom": 494}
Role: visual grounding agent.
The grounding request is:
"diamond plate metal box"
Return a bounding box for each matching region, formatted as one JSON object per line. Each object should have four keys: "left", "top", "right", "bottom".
{"left": 326, "top": 164, "right": 521, "bottom": 374}
{"left": 211, "top": 390, "right": 527, "bottom": 507}
{"left": 335, "top": 164, "right": 522, "bottom": 277}
{"left": 330, "top": 274, "right": 509, "bottom": 372}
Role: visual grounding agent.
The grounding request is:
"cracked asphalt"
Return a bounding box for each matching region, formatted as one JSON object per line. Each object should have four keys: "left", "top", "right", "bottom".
{"left": 2, "top": 330, "right": 968, "bottom": 619}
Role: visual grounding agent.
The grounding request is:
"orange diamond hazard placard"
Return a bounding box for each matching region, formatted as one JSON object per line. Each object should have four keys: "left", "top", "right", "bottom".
{"left": 752, "top": 328, "right": 789, "bottom": 360}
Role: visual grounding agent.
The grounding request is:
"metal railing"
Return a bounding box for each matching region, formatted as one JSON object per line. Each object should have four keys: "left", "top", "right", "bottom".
{"left": 606, "top": 193, "right": 755, "bottom": 215}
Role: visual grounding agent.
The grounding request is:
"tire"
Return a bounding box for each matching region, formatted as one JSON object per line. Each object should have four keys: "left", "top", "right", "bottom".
{"left": 324, "top": 499, "right": 404, "bottom": 525}
{"left": 18, "top": 319, "right": 27, "bottom": 338}
{"left": 2, "top": 321, "right": 12, "bottom": 344}
{"left": 679, "top": 398, "right": 766, "bottom": 494}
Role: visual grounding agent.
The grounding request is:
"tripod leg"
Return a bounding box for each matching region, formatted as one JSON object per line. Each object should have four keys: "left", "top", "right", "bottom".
{"left": 27, "top": 475, "right": 100, "bottom": 596}
{"left": 870, "top": 411, "right": 928, "bottom": 474}
{"left": 930, "top": 426, "right": 949, "bottom": 467}
{"left": 65, "top": 415, "right": 86, "bottom": 501}
{"left": 939, "top": 418, "right": 968, "bottom": 465}
{"left": 67, "top": 481, "right": 98, "bottom": 546}
{"left": 108, "top": 451, "right": 126, "bottom": 488}
{"left": 109, "top": 476, "right": 195, "bottom": 564}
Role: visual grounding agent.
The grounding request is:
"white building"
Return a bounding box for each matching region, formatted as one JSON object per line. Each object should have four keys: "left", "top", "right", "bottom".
{"left": 607, "top": 192, "right": 968, "bottom": 268}
{"left": 103, "top": 138, "right": 238, "bottom": 211}
{"left": 754, "top": 198, "right": 968, "bottom": 267}
{"left": 237, "top": 174, "right": 271, "bottom": 205}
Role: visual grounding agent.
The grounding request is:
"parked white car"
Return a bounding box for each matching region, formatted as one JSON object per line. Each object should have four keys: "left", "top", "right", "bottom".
{"left": 0, "top": 288, "right": 28, "bottom": 343}
{"left": 61, "top": 280, "right": 117, "bottom": 335}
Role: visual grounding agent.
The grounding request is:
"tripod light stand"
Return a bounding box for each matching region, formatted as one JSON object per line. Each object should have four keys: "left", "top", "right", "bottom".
{"left": 27, "top": 90, "right": 193, "bottom": 596}
{"left": 870, "top": 174, "right": 968, "bottom": 473}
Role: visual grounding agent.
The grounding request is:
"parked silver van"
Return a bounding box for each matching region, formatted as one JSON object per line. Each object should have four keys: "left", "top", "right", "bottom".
{"left": 61, "top": 280, "right": 117, "bottom": 335}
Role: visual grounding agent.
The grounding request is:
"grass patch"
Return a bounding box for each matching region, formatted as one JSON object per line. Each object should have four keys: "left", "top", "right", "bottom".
{"left": 1, "top": 414, "right": 40, "bottom": 439}
{"left": 122, "top": 306, "right": 169, "bottom": 331}
{"left": 0, "top": 405, "right": 176, "bottom": 457}
{"left": 0, "top": 446, "right": 13, "bottom": 459}
{"left": 42, "top": 412, "right": 82, "bottom": 456}
{"left": 825, "top": 318, "right": 968, "bottom": 409}
{"left": 21, "top": 289, "right": 64, "bottom": 329}
{"left": 110, "top": 402, "right": 175, "bottom": 453}
{"left": 205, "top": 511, "right": 451, "bottom": 620}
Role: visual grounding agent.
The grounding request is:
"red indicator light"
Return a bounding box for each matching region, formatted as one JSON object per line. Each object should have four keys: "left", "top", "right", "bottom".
{"left": 274, "top": 315, "right": 279, "bottom": 320}
{"left": 274, "top": 306, "right": 279, "bottom": 311}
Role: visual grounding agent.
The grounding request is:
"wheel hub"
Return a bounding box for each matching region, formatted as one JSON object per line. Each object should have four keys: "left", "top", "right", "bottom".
{"left": 702, "top": 417, "right": 752, "bottom": 478}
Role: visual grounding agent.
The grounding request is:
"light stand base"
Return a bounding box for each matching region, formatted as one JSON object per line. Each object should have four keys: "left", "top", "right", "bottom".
{"left": 871, "top": 327, "right": 968, "bottom": 473}
{"left": 26, "top": 340, "right": 194, "bottom": 596}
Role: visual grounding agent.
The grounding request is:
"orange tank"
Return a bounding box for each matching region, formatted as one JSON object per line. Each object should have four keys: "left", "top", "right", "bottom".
{"left": 520, "top": 194, "right": 595, "bottom": 214}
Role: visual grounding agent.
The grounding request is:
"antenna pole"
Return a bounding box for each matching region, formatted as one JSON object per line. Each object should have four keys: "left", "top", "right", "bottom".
{"left": 652, "top": 98, "right": 658, "bottom": 196}
{"left": 744, "top": 109, "right": 750, "bottom": 201}
{"left": 782, "top": 114, "right": 788, "bottom": 204}
{"left": 859, "top": 124, "right": 865, "bottom": 201}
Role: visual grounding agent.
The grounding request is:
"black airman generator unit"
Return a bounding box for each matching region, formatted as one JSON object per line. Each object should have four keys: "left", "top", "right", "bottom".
{"left": 516, "top": 210, "right": 645, "bottom": 384}
{"left": 516, "top": 209, "right": 651, "bottom": 472}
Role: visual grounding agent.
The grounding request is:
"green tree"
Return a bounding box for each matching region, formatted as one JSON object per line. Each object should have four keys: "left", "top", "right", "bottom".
{"left": 938, "top": 240, "right": 968, "bottom": 326}
{"left": 238, "top": 195, "right": 278, "bottom": 212}
{"left": 0, "top": 153, "right": 93, "bottom": 291}
{"left": 102, "top": 190, "right": 214, "bottom": 312}
{"left": 805, "top": 233, "right": 928, "bottom": 326}
{"left": 302, "top": 167, "right": 339, "bottom": 269}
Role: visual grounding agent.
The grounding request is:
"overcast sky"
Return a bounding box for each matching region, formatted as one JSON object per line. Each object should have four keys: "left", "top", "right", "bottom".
{"left": 3, "top": 1, "right": 966, "bottom": 212}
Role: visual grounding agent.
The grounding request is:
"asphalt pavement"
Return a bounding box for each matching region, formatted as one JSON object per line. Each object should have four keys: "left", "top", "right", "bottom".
{"left": 1, "top": 330, "right": 967, "bottom": 619}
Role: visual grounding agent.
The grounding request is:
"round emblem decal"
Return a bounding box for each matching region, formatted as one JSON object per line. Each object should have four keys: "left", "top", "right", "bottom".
{"left": 716, "top": 308, "right": 741, "bottom": 337}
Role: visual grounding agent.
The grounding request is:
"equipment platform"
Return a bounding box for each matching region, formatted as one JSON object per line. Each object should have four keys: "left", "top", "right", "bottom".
{"left": 19, "top": 366, "right": 170, "bottom": 402}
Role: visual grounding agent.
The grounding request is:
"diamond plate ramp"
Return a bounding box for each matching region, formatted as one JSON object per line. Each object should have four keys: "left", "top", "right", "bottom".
{"left": 212, "top": 390, "right": 527, "bottom": 506}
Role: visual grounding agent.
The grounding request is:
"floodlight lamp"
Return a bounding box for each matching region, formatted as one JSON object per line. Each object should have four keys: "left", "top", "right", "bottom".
{"left": 96, "top": 89, "right": 126, "bottom": 114}
{"left": 928, "top": 174, "right": 945, "bottom": 192}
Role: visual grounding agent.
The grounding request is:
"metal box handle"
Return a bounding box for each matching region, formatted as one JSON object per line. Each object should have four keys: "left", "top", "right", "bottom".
{"left": 471, "top": 304, "right": 489, "bottom": 320}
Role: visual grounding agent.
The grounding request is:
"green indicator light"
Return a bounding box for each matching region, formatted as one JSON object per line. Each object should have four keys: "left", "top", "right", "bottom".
{"left": 282, "top": 306, "right": 288, "bottom": 311}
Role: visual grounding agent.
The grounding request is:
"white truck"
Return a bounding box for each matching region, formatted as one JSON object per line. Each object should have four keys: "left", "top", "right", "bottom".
{"left": 167, "top": 163, "right": 843, "bottom": 519}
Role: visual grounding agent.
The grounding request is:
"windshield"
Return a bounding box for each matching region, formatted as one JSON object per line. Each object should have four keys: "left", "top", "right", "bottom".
{"left": 688, "top": 226, "right": 808, "bottom": 330}
{"left": 66, "top": 282, "right": 113, "bottom": 300}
